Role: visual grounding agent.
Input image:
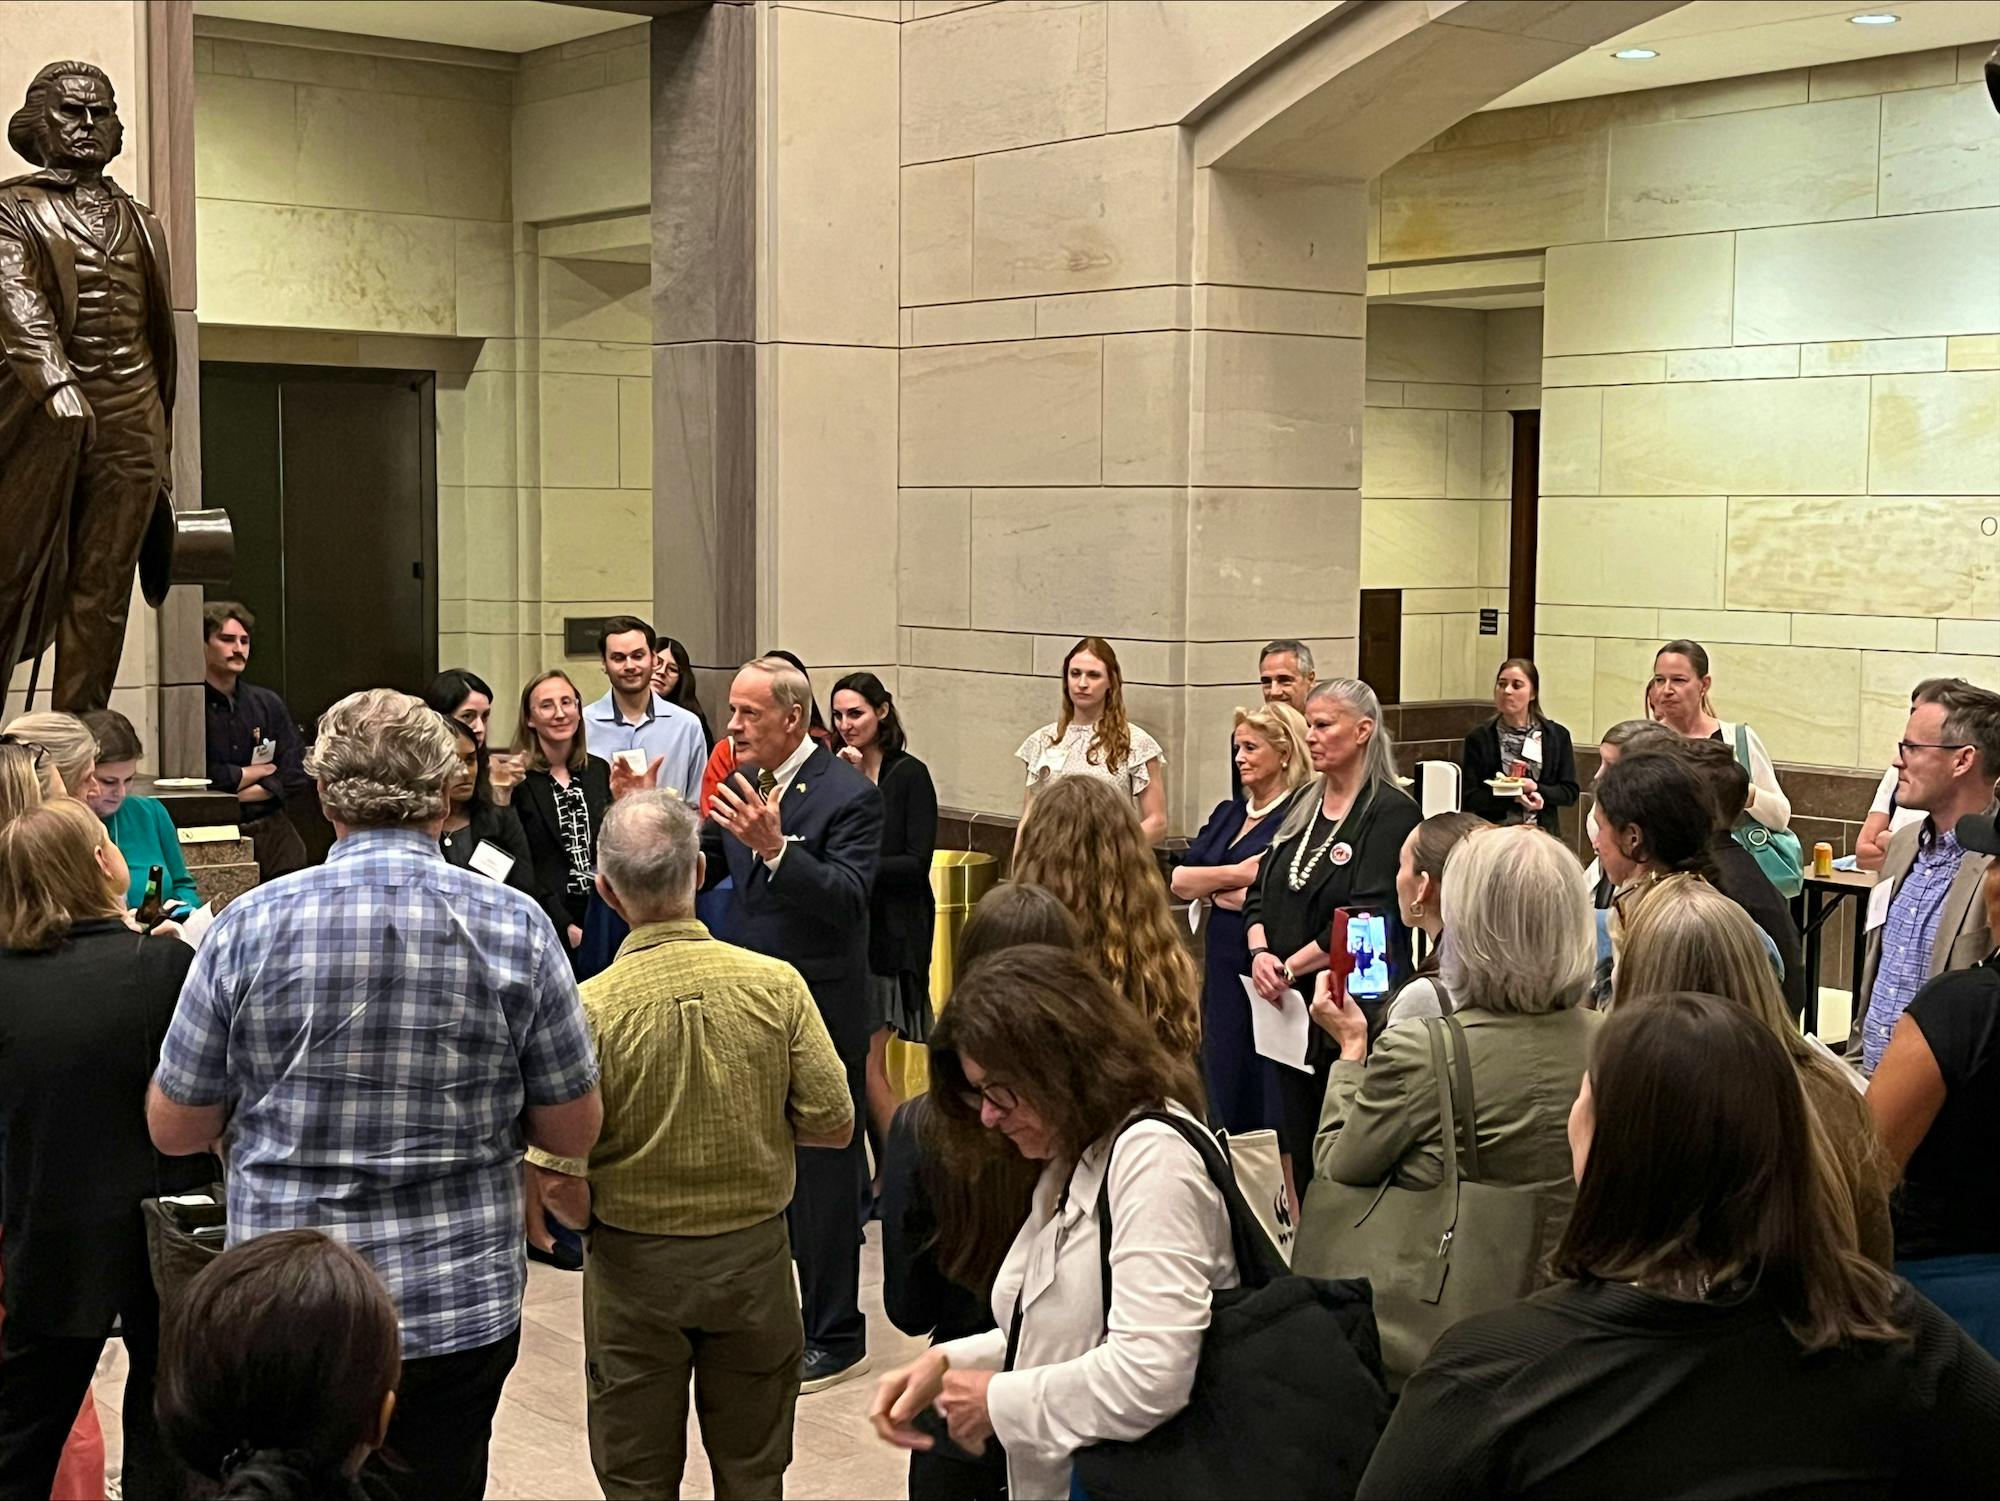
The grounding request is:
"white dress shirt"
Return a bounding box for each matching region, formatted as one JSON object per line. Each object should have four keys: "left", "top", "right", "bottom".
{"left": 755, "top": 733, "right": 818, "bottom": 871}
{"left": 934, "top": 1104, "right": 1236, "bottom": 1500}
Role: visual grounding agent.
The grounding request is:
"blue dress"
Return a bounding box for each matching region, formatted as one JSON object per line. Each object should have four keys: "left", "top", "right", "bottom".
{"left": 1178, "top": 794, "right": 1291, "bottom": 1135}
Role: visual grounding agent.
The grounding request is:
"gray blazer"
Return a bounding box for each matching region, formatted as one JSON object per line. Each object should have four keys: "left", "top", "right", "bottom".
{"left": 1852, "top": 803, "right": 1997, "bottom": 1051}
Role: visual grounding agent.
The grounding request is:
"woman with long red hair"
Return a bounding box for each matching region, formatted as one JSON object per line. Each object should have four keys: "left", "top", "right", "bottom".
{"left": 1014, "top": 637, "right": 1168, "bottom": 844}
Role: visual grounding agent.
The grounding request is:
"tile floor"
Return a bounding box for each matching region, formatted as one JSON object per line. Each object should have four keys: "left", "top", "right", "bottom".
{"left": 93, "top": 1226, "right": 930, "bottom": 1499}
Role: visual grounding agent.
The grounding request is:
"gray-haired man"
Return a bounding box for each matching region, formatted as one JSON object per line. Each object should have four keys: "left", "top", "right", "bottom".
{"left": 1233, "top": 639, "right": 1319, "bottom": 797}
{"left": 528, "top": 791, "right": 852, "bottom": 1497}
{"left": 704, "top": 656, "right": 882, "bottom": 1392}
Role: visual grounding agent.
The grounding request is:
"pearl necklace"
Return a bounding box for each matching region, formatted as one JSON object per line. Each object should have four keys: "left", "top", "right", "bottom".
{"left": 1243, "top": 787, "right": 1285, "bottom": 820}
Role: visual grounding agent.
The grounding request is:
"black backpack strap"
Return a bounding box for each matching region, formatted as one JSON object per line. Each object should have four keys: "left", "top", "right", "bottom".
{"left": 1092, "top": 1110, "right": 1285, "bottom": 1335}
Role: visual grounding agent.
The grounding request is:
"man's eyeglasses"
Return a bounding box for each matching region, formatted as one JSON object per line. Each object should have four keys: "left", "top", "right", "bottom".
{"left": 1898, "top": 740, "right": 1971, "bottom": 758}
{"left": 958, "top": 1081, "right": 1019, "bottom": 1116}
{"left": 0, "top": 734, "right": 48, "bottom": 769}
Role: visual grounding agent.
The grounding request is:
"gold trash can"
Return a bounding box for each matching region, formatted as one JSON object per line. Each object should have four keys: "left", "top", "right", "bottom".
{"left": 884, "top": 850, "right": 1000, "bottom": 1102}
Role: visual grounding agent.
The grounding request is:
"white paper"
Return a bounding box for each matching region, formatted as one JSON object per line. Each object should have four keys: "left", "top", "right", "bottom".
{"left": 177, "top": 902, "right": 216, "bottom": 948}
{"left": 614, "top": 748, "right": 649, "bottom": 775}
{"left": 251, "top": 738, "right": 276, "bottom": 766}
{"left": 1187, "top": 900, "right": 1201, "bottom": 934}
{"left": 1865, "top": 877, "right": 1894, "bottom": 933}
{"left": 468, "top": 840, "right": 517, "bottom": 882}
{"left": 1244, "top": 975, "right": 1312, "bottom": 1073}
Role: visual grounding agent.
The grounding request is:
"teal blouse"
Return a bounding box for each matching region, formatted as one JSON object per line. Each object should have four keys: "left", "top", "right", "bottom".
{"left": 104, "top": 796, "right": 201, "bottom": 915}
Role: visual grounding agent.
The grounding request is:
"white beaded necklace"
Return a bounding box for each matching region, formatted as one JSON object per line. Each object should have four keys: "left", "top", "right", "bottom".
{"left": 1287, "top": 791, "right": 1361, "bottom": 891}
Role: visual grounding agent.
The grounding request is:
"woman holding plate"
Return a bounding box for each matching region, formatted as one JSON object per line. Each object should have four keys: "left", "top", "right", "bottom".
{"left": 1460, "top": 657, "right": 1579, "bottom": 835}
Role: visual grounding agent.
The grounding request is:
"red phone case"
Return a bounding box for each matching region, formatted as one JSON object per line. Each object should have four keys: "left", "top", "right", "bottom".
{"left": 1329, "top": 906, "right": 1354, "bottom": 997}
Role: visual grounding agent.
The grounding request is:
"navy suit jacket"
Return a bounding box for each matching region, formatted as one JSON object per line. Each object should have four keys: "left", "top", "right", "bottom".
{"left": 703, "top": 742, "right": 883, "bottom": 1063}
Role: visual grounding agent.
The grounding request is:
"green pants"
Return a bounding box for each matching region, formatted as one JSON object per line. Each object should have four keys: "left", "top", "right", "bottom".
{"left": 583, "top": 1213, "right": 804, "bottom": 1500}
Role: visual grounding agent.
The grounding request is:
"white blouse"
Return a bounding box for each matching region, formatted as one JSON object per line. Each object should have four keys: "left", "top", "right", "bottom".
{"left": 934, "top": 1106, "right": 1236, "bottom": 1501}
{"left": 1015, "top": 720, "right": 1165, "bottom": 800}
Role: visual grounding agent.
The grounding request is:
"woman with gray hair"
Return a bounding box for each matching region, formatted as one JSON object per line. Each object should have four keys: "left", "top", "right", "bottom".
{"left": 1242, "top": 678, "right": 1421, "bottom": 1202}
{"left": 1301, "top": 822, "right": 1602, "bottom": 1383}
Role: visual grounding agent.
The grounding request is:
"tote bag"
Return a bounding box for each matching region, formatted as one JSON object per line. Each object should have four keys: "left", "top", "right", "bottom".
{"left": 1219, "top": 1127, "right": 1293, "bottom": 1265}
{"left": 1730, "top": 723, "right": 1804, "bottom": 898}
{"left": 1054, "top": 1112, "right": 1389, "bottom": 1500}
{"left": 1291, "top": 1017, "right": 1551, "bottom": 1389}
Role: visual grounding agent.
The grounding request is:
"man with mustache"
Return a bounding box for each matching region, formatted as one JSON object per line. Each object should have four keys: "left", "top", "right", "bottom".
{"left": 0, "top": 60, "right": 176, "bottom": 714}
{"left": 203, "top": 602, "right": 310, "bottom": 879}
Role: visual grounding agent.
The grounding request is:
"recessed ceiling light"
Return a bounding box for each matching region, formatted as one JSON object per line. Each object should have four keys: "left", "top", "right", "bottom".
{"left": 1612, "top": 47, "right": 1660, "bottom": 60}
{"left": 1849, "top": 13, "right": 1900, "bottom": 23}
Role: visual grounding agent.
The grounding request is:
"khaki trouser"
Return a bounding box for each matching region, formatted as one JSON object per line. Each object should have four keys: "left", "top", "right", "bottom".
{"left": 583, "top": 1213, "right": 803, "bottom": 1501}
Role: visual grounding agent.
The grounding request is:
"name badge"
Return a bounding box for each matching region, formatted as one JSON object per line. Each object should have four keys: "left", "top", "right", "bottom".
{"left": 1864, "top": 877, "right": 1894, "bottom": 934}
{"left": 1521, "top": 731, "right": 1543, "bottom": 766}
{"left": 469, "top": 840, "right": 517, "bottom": 882}
{"left": 251, "top": 738, "right": 277, "bottom": 766}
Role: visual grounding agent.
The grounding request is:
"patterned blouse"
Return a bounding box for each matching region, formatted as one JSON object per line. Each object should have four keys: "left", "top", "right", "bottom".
{"left": 1015, "top": 720, "right": 1166, "bottom": 800}
{"left": 552, "top": 777, "right": 595, "bottom": 895}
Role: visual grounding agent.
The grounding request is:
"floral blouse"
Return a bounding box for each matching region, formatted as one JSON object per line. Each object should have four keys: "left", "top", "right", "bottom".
{"left": 1014, "top": 720, "right": 1165, "bottom": 800}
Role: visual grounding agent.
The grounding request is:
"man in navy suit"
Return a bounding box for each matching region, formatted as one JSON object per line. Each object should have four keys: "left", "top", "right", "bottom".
{"left": 706, "top": 655, "right": 883, "bottom": 1393}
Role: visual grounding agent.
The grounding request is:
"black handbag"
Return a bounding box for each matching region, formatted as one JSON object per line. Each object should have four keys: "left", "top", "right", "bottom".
{"left": 1063, "top": 1112, "right": 1391, "bottom": 1501}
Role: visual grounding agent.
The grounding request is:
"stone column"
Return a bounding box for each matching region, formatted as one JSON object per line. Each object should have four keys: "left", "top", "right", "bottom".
{"left": 146, "top": 0, "right": 208, "bottom": 774}
{"left": 650, "top": 2, "right": 757, "bottom": 675}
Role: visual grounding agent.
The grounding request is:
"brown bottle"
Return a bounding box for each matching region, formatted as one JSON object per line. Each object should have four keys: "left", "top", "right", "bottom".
{"left": 135, "top": 865, "right": 166, "bottom": 927}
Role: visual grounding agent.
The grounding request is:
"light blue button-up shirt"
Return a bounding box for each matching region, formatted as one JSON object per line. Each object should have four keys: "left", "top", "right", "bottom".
{"left": 582, "top": 690, "right": 709, "bottom": 802}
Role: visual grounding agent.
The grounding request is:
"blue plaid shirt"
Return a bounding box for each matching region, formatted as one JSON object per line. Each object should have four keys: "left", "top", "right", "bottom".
{"left": 155, "top": 828, "right": 598, "bottom": 1358}
{"left": 1863, "top": 822, "right": 1966, "bottom": 1075}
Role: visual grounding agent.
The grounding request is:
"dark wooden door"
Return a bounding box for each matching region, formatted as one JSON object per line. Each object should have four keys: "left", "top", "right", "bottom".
{"left": 1508, "top": 409, "right": 1540, "bottom": 663}
{"left": 198, "top": 364, "right": 437, "bottom": 730}
{"left": 1358, "top": 588, "right": 1402, "bottom": 705}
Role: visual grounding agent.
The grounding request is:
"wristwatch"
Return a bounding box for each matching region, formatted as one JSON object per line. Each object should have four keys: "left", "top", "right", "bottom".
{"left": 1248, "top": 946, "right": 1273, "bottom": 961}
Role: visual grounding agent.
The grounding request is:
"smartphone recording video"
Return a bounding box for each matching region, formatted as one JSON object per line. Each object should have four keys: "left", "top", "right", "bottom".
{"left": 1345, "top": 912, "right": 1389, "bottom": 999}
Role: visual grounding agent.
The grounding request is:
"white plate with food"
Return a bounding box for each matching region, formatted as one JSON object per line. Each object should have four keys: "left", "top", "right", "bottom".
{"left": 1485, "top": 777, "right": 1527, "bottom": 798}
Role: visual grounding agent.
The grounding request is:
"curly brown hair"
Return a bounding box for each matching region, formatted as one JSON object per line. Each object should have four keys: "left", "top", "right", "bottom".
{"left": 930, "top": 945, "right": 1206, "bottom": 1163}
{"left": 1054, "top": 637, "right": 1133, "bottom": 774}
{"left": 1011, "top": 775, "right": 1202, "bottom": 1067}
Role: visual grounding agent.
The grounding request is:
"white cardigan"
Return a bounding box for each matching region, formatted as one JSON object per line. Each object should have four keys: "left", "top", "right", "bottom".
{"left": 934, "top": 1105, "right": 1236, "bottom": 1501}
{"left": 1718, "top": 719, "right": 1792, "bottom": 832}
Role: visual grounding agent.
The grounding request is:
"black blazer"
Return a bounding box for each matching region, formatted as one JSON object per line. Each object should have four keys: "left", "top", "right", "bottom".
{"left": 515, "top": 758, "right": 613, "bottom": 932}
{"left": 0, "top": 921, "right": 216, "bottom": 1337}
{"left": 1245, "top": 780, "right": 1422, "bottom": 1051}
{"left": 1244, "top": 780, "right": 1423, "bottom": 960}
{"left": 441, "top": 803, "right": 541, "bottom": 904}
{"left": 870, "top": 751, "right": 939, "bottom": 981}
{"left": 1461, "top": 715, "right": 1580, "bottom": 834}
{"left": 702, "top": 742, "right": 884, "bottom": 1063}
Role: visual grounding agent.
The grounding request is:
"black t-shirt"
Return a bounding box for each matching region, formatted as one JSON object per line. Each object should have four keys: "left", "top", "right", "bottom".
{"left": 1899, "top": 958, "right": 2000, "bottom": 1261}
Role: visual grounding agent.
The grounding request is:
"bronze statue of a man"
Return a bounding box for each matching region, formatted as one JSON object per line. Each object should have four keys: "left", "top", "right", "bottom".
{"left": 0, "top": 60, "right": 175, "bottom": 714}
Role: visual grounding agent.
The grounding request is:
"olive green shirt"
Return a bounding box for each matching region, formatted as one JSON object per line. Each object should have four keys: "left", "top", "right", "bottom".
{"left": 528, "top": 918, "right": 851, "bottom": 1237}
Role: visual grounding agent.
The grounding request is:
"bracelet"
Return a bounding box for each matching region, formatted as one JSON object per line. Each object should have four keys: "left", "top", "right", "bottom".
{"left": 1248, "top": 946, "right": 1273, "bottom": 961}
{"left": 1281, "top": 962, "right": 1295, "bottom": 985}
